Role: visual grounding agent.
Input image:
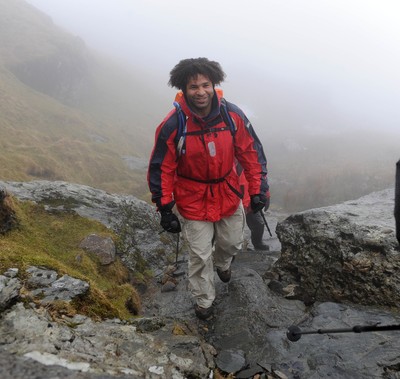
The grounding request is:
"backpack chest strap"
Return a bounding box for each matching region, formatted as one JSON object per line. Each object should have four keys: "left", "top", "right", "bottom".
{"left": 185, "top": 126, "right": 232, "bottom": 136}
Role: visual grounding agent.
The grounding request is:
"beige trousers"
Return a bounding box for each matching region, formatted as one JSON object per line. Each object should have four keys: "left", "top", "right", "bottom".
{"left": 182, "top": 203, "right": 245, "bottom": 308}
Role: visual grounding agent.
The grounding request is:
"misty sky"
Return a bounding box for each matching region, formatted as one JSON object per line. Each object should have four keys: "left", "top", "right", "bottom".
{"left": 26, "top": 0, "right": 400, "bottom": 131}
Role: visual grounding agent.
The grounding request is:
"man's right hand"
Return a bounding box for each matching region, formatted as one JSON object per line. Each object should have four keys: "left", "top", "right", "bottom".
{"left": 160, "top": 211, "right": 181, "bottom": 233}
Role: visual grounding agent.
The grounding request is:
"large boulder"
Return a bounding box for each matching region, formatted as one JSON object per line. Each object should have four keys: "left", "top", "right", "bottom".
{"left": 0, "top": 180, "right": 177, "bottom": 277}
{"left": 274, "top": 188, "right": 399, "bottom": 306}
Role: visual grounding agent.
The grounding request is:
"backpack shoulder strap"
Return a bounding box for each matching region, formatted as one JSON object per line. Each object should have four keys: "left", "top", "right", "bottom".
{"left": 173, "top": 101, "right": 187, "bottom": 158}
{"left": 220, "top": 98, "right": 236, "bottom": 136}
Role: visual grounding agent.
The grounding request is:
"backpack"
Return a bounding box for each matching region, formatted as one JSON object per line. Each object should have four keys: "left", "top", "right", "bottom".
{"left": 173, "top": 97, "right": 236, "bottom": 158}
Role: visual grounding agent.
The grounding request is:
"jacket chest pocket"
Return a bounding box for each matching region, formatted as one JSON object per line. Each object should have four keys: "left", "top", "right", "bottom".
{"left": 203, "top": 130, "right": 233, "bottom": 159}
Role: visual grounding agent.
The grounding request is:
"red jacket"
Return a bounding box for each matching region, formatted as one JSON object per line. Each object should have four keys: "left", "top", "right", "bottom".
{"left": 148, "top": 89, "right": 268, "bottom": 222}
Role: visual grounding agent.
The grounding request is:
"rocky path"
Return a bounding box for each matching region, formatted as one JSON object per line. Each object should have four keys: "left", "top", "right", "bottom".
{"left": 140, "top": 210, "right": 284, "bottom": 321}
{"left": 141, "top": 209, "right": 400, "bottom": 378}
{"left": 2, "top": 181, "right": 400, "bottom": 378}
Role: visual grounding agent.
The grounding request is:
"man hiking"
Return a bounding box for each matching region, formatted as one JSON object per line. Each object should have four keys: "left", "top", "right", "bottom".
{"left": 148, "top": 57, "right": 269, "bottom": 319}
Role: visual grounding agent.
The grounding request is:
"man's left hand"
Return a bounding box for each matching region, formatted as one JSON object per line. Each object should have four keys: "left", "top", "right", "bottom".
{"left": 250, "top": 194, "right": 267, "bottom": 213}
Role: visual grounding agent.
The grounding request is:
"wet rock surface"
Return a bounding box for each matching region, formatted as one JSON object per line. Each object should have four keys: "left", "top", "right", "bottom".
{"left": 1, "top": 181, "right": 400, "bottom": 378}
{"left": 274, "top": 188, "right": 399, "bottom": 307}
{"left": 0, "top": 301, "right": 212, "bottom": 379}
{"left": 142, "top": 246, "right": 400, "bottom": 378}
{"left": 265, "top": 302, "right": 400, "bottom": 379}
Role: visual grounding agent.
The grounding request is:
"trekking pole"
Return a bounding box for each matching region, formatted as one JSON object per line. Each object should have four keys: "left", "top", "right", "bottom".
{"left": 286, "top": 323, "right": 400, "bottom": 342}
{"left": 170, "top": 221, "right": 185, "bottom": 276}
{"left": 175, "top": 230, "right": 180, "bottom": 266}
{"left": 253, "top": 196, "right": 273, "bottom": 237}
{"left": 395, "top": 159, "right": 400, "bottom": 245}
{"left": 168, "top": 220, "right": 180, "bottom": 266}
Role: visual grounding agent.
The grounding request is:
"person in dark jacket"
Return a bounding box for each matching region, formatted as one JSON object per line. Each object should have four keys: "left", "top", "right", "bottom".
{"left": 238, "top": 165, "right": 271, "bottom": 250}
{"left": 148, "top": 58, "right": 269, "bottom": 319}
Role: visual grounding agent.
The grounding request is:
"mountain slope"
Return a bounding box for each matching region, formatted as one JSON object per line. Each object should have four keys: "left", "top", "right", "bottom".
{"left": 0, "top": 0, "right": 159, "bottom": 198}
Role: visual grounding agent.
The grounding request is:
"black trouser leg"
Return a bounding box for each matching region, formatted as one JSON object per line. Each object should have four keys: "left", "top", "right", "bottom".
{"left": 246, "top": 211, "right": 268, "bottom": 250}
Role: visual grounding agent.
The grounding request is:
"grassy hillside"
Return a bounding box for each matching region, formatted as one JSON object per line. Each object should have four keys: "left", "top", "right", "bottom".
{"left": 0, "top": 193, "right": 140, "bottom": 320}
{"left": 0, "top": 64, "right": 148, "bottom": 193}
{"left": 0, "top": 0, "right": 158, "bottom": 198}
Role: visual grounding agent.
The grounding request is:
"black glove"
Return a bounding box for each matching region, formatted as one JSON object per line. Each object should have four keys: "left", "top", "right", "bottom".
{"left": 160, "top": 211, "right": 181, "bottom": 233}
{"left": 158, "top": 201, "right": 181, "bottom": 233}
{"left": 250, "top": 194, "right": 267, "bottom": 213}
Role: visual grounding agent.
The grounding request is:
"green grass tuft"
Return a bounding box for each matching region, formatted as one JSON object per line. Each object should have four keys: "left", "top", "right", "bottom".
{"left": 0, "top": 196, "right": 140, "bottom": 320}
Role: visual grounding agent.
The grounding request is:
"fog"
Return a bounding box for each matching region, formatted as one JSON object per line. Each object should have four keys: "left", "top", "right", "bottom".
{"left": 26, "top": 0, "right": 400, "bottom": 133}
{"left": 23, "top": 0, "right": 400, "bottom": 210}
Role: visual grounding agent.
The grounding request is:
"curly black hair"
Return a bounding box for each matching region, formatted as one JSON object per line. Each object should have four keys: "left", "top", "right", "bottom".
{"left": 168, "top": 58, "right": 226, "bottom": 91}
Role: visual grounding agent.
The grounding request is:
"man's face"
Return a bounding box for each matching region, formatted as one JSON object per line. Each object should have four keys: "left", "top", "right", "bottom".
{"left": 185, "top": 74, "right": 214, "bottom": 117}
